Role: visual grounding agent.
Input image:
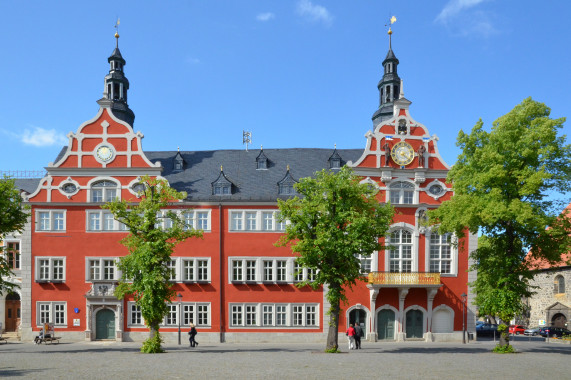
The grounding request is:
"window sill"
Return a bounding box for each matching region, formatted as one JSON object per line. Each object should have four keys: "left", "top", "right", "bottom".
{"left": 36, "top": 280, "right": 65, "bottom": 284}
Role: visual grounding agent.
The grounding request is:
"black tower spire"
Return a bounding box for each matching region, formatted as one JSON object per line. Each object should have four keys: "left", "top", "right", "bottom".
{"left": 97, "top": 30, "right": 135, "bottom": 126}
{"left": 371, "top": 26, "right": 401, "bottom": 126}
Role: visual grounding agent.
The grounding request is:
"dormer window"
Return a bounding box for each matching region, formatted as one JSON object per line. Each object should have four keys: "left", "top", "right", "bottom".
{"left": 328, "top": 149, "right": 342, "bottom": 170}
{"left": 173, "top": 152, "right": 185, "bottom": 172}
{"left": 212, "top": 170, "right": 234, "bottom": 196}
{"left": 278, "top": 169, "right": 297, "bottom": 195}
{"left": 256, "top": 149, "right": 269, "bottom": 170}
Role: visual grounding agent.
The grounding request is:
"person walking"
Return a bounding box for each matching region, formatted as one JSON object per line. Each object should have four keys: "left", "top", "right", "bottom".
{"left": 346, "top": 323, "right": 356, "bottom": 350}
{"left": 188, "top": 323, "right": 198, "bottom": 347}
{"left": 354, "top": 323, "right": 363, "bottom": 349}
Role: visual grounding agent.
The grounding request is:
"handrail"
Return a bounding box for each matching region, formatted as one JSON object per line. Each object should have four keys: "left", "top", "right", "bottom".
{"left": 368, "top": 271, "right": 441, "bottom": 285}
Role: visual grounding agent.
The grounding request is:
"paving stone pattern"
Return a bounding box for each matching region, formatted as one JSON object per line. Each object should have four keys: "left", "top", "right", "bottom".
{"left": 0, "top": 337, "right": 569, "bottom": 379}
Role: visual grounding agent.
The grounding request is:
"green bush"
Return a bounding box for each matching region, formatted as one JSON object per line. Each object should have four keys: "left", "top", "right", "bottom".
{"left": 492, "top": 344, "right": 516, "bottom": 354}
{"left": 141, "top": 333, "right": 164, "bottom": 354}
{"left": 324, "top": 347, "right": 341, "bottom": 353}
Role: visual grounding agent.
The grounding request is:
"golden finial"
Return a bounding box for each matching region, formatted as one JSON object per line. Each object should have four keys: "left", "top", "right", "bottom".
{"left": 114, "top": 18, "right": 120, "bottom": 47}
{"left": 261, "top": 145, "right": 263, "bottom": 150}
{"left": 177, "top": 146, "right": 180, "bottom": 152}
{"left": 386, "top": 16, "right": 396, "bottom": 48}
{"left": 287, "top": 165, "right": 290, "bottom": 171}
{"left": 334, "top": 143, "right": 337, "bottom": 149}
{"left": 220, "top": 165, "right": 223, "bottom": 172}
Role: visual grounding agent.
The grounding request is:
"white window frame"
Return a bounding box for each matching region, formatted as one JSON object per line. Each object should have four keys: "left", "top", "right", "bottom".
{"left": 169, "top": 257, "right": 211, "bottom": 283}
{"left": 36, "top": 301, "right": 67, "bottom": 327}
{"left": 86, "top": 210, "right": 128, "bottom": 232}
{"left": 133, "top": 302, "right": 211, "bottom": 328}
{"left": 229, "top": 210, "right": 287, "bottom": 232}
{"left": 182, "top": 210, "right": 211, "bottom": 232}
{"left": 35, "top": 257, "right": 66, "bottom": 282}
{"left": 85, "top": 257, "right": 119, "bottom": 281}
{"left": 4, "top": 240, "right": 21, "bottom": 270}
{"left": 88, "top": 179, "right": 120, "bottom": 203}
{"left": 129, "top": 303, "right": 143, "bottom": 326}
{"left": 229, "top": 303, "right": 319, "bottom": 328}
{"left": 426, "top": 230, "right": 458, "bottom": 276}
{"left": 35, "top": 210, "right": 66, "bottom": 232}
{"left": 388, "top": 181, "right": 416, "bottom": 205}
{"left": 387, "top": 228, "right": 414, "bottom": 273}
{"left": 229, "top": 257, "right": 316, "bottom": 284}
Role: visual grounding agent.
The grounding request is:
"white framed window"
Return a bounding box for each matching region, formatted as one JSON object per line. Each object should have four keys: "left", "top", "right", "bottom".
{"left": 182, "top": 210, "right": 211, "bottom": 232}
{"left": 36, "top": 302, "right": 67, "bottom": 327}
{"left": 86, "top": 210, "right": 127, "bottom": 231}
{"left": 388, "top": 229, "right": 413, "bottom": 273}
{"left": 172, "top": 258, "right": 211, "bottom": 283}
{"left": 429, "top": 233, "right": 452, "bottom": 274}
{"left": 86, "top": 258, "right": 118, "bottom": 281}
{"left": 35, "top": 257, "right": 66, "bottom": 282}
{"left": 229, "top": 210, "right": 286, "bottom": 232}
{"left": 389, "top": 181, "right": 415, "bottom": 204}
{"left": 5, "top": 241, "right": 21, "bottom": 270}
{"left": 90, "top": 180, "right": 119, "bottom": 203}
{"left": 130, "top": 304, "right": 143, "bottom": 325}
{"left": 129, "top": 302, "right": 211, "bottom": 327}
{"left": 230, "top": 257, "right": 315, "bottom": 283}
{"left": 36, "top": 210, "right": 66, "bottom": 232}
{"left": 229, "top": 303, "right": 319, "bottom": 328}
{"left": 355, "top": 252, "right": 372, "bottom": 275}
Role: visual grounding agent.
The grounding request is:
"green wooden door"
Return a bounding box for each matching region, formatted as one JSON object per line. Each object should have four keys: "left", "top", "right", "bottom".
{"left": 377, "top": 309, "right": 395, "bottom": 340}
{"left": 96, "top": 309, "right": 115, "bottom": 340}
{"left": 406, "top": 309, "right": 423, "bottom": 338}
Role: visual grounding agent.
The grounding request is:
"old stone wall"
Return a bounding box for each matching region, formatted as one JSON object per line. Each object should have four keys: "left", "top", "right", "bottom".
{"left": 528, "top": 267, "right": 570, "bottom": 327}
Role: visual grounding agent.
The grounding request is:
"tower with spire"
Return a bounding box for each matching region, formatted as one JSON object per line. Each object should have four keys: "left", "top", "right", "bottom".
{"left": 371, "top": 21, "right": 402, "bottom": 127}
{"left": 97, "top": 29, "right": 135, "bottom": 126}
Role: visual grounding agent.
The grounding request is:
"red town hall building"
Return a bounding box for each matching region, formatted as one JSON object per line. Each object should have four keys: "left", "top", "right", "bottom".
{"left": 4, "top": 34, "right": 476, "bottom": 343}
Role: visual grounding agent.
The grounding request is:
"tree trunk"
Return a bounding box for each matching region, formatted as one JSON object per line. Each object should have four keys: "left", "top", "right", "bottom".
{"left": 326, "top": 299, "right": 340, "bottom": 351}
{"left": 499, "top": 322, "right": 510, "bottom": 347}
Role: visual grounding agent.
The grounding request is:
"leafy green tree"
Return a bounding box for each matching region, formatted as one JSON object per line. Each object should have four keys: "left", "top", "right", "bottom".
{"left": 429, "top": 98, "right": 571, "bottom": 349}
{"left": 104, "top": 176, "right": 202, "bottom": 353}
{"left": 276, "top": 167, "right": 394, "bottom": 352}
{"left": 0, "top": 176, "right": 29, "bottom": 295}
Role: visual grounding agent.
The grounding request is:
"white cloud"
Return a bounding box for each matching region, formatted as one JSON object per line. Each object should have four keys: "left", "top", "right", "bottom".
{"left": 435, "top": 0, "right": 497, "bottom": 37}
{"left": 436, "top": 0, "right": 486, "bottom": 23}
{"left": 257, "top": 12, "right": 275, "bottom": 22}
{"left": 296, "top": 0, "right": 333, "bottom": 26}
{"left": 20, "top": 127, "right": 68, "bottom": 147}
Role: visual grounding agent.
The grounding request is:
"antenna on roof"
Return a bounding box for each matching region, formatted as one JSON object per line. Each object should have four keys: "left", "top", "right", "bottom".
{"left": 243, "top": 130, "right": 252, "bottom": 151}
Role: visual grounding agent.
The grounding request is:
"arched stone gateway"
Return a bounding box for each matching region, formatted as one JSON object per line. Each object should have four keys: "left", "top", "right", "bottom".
{"left": 551, "top": 313, "right": 568, "bottom": 328}
{"left": 4, "top": 292, "right": 21, "bottom": 332}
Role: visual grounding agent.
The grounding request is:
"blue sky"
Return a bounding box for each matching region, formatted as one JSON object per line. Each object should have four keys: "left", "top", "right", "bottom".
{"left": 0, "top": 0, "right": 569, "bottom": 174}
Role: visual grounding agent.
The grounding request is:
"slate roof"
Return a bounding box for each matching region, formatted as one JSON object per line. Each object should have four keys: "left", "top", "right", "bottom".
{"left": 14, "top": 178, "right": 42, "bottom": 194}
{"left": 145, "top": 148, "right": 363, "bottom": 202}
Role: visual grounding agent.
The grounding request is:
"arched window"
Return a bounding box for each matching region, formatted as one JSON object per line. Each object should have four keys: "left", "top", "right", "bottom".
{"left": 91, "top": 180, "right": 118, "bottom": 202}
{"left": 554, "top": 275, "right": 565, "bottom": 294}
{"left": 388, "top": 229, "right": 412, "bottom": 273}
{"left": 389, "top": 181, "right": 414, "bottom": 204}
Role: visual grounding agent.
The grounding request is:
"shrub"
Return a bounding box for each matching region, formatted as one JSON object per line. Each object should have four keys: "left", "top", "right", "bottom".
{"left": 492, "top": 344, "right": 516, "bottom": 354}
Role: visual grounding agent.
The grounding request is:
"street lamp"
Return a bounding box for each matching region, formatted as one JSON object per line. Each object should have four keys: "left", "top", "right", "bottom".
{"left": 461, "top": 293, "right": 467, "bottom": 344}
{"left": 177, "top": 293, "right": 183, "bottom": 345}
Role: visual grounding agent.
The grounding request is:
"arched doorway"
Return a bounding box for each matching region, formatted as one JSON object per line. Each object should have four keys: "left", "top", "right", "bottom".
{"left": 349, "top": 308, "right": 367, "bottom": 335}
{"left": 4, "top": 292, "right": 21, "bottom": 332}
{"left": 95, "top": 309, "right": 115, "bottom": 340}
{"left": 406, "top": 309, "right": 423, "bottom": 338}
{"left": 551, "top": 313, "right": 567, "bottom": 328}
{"left": 377, "top": 309, "right": 395, "bottom": 340}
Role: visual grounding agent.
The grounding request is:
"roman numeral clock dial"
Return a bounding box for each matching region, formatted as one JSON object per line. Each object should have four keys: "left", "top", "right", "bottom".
{"left": 390, "top": 141, "right": 414, "bottom": 166}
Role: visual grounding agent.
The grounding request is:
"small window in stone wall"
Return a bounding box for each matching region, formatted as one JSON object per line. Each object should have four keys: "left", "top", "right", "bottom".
{"left": 554, "top": 275, "right": 565, "bottom": 294}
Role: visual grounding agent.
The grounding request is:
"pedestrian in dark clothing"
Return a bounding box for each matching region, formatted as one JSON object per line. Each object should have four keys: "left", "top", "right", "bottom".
{"left": 354, "top": 324, "right": 363, "bottom": 349}
{"left": 188, "top": 323, "right": 198, "bottom": 347}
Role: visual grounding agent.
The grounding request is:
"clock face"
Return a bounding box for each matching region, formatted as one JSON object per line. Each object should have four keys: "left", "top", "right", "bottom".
{"left": 96, "top": 145, "right": 114, "bottom": 162}
{"left": 391, "top": 141, "right": 414, "bottom": 166}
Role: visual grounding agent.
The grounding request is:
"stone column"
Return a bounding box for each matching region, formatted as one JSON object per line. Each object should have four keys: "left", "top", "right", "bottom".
{"left": 397, "top": 288, "right": 409, "bottom": 341}
{"left": 425, "top": 288, "right": 438, "bottom": 342}
{"left": 368, "top": 288, "right": 379, "bottom": 341}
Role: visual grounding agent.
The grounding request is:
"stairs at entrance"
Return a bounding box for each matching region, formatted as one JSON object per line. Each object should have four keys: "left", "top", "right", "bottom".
{"left": 2, "top": 332, "right": 20, "bottom": 341}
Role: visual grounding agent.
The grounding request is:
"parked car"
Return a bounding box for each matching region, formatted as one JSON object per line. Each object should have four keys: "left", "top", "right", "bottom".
{"left": 476, "top": 323, "right": 498, "bottom": 337}
{"left": 539, "top": 327, "right": 571, "bottom": 338}
{"left": 524, "top": 326, "right": 541, "bottom": 336}
{"left": 509, "top": 325, "right": 526, "bottom": 335}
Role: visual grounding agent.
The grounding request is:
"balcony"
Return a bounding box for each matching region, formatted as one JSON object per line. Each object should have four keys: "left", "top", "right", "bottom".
{"left": 367, "top": 272, "right": 441, "bottom": 287}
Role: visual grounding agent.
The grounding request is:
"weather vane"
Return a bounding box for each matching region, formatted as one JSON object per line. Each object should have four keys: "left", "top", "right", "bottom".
{"left": 385, "top": 15, "right": 397, "bottom": 48}
{"left": 114, "top": 18, "right": 120, "bottom": 46}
